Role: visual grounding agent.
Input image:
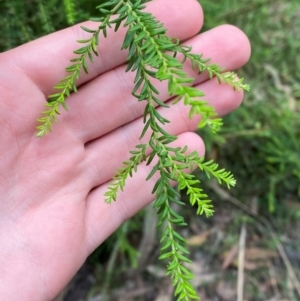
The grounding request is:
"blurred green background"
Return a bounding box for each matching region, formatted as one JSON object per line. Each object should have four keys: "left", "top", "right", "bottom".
{"left": 1, "top": 0, "right": 299, "bottom": 300}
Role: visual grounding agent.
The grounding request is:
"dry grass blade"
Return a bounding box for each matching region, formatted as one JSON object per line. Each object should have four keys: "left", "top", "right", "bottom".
{"left": 208, "top": 181, "right": 300, "bottom": 297}
{"left": 237, "top": 223, "right": 246, "bottom": 301}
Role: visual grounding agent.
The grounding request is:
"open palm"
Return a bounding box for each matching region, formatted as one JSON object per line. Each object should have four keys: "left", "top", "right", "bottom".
{"left": 0, "top": 0, "right": 250, "bottom": 300}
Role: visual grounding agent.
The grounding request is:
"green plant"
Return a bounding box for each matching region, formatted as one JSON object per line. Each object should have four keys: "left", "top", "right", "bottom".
{"left": 199, "top": 0, "right": 300, "bottom": 216}
{"left": 35, "top": 0, "right": 249, "bottom": 300}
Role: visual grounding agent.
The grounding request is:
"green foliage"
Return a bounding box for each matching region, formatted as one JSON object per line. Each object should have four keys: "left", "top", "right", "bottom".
{"left": 0, "top": 0, "right": 34, "bottom": 49}
{"left": 33, "top": 0, "right": 248, "bottom": 299}
{"left": 199, "top": 0, "right": 300, "bottom": 214}
{"left": 36, "top": 0, "right": 55, "bottom": 33}
{"left": 63, "top": 0, "right": 77, "bottom": 25}
{"left": 36, "top": 0, "right": 125, "bottom": 136}
{"left": 1, "top": 0, "right": 298, "bottom": 299}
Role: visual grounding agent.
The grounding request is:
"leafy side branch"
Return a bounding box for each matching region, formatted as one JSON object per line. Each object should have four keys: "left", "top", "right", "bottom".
{"left": 37, "top": 0, "right": 249, "bottom": 300}
{"left": 36, "top": 0, "right": 124, "bottom": 137}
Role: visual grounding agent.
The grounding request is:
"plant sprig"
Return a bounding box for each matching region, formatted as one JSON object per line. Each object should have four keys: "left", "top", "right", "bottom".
{"left": 36, "top": 0, "right": 124, "bottom": 137}
{"left": 37, "top": 1, "right": 249, "bottom": 299}
{"left": 105, "top": 143, "right": 148, "bottom": 203}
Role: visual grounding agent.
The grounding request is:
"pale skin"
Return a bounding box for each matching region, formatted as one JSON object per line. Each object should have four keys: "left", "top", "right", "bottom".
{"left": 0, "top": 0, "right": 251, "bottom": 300}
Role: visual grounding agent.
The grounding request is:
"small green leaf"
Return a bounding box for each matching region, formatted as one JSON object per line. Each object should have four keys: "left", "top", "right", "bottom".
{"left": 146, "top": 162, "right": 160, "bottom": 180}
{"left": 80, "top": 26, "right": 96, "bottom": 33}
{"left": 73, "top": 47, "right": 88, "bottom": 54}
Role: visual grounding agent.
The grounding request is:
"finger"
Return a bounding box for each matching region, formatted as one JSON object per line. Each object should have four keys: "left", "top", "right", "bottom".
{"left": 83, "top": 76, "right": 243, "bottom": 190}
{"left": 84, "top": 131, "right": 205, "bottom": 253}
{"left": 2, "top": 0, "right": 203, "bottom": 95}
{"left": 59, "top": 24, "right": 250, "bottom": 142}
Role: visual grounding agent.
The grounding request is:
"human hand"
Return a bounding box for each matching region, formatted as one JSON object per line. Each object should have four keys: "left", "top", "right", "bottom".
{"left": 0, "top": 0, "right": 250, "bottom": 300}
